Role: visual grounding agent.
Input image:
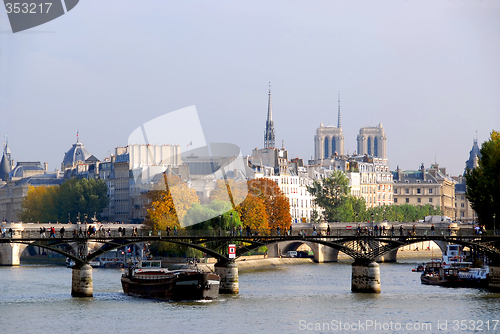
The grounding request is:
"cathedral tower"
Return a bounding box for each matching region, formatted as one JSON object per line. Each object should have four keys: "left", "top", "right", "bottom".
{"left": 314, "top": 92, "right": 345, "bottom": 160}
{"left": 264, "top": 83, "right": 276, "bottom": 149}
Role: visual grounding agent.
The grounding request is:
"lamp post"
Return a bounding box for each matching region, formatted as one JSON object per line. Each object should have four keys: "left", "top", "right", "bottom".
{"left": 230, "top": 212, "right": 233, "bottom": 236}
{"left": 494, "top": 213, "right": 496, "bottom": 236}
{"left": 219, "top": 214, "right": 221, "bottom": 236}
{"left": 84, "top": 213, "right": 88, "bottom": 238}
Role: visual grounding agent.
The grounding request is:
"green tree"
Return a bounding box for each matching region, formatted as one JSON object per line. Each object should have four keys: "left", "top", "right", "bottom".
{"left": 307, "top": 171, "right": 351, "bottom": 222}
{"left": 466, "top": 130, "right": 500, "bottom": 229}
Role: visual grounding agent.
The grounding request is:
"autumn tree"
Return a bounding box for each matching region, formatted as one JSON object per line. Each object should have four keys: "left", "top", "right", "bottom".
{"left": 20, "top": 186, "right": 53, "bottom": 222}
{"left": 466, "top": 130, "right": 500, "bottom": 229}
{"left": 236, "top": 195, "right": 268, "bottom": 230}
{"left": 246, "top": 178, "right": 291, "bottom": 229}
{"left": 144, "top": 174, "right": 199, "bottom": 230}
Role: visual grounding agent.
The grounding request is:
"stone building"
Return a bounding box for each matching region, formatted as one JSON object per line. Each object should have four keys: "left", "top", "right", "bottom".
{"left": 392, "top": 163, "right": 456, "bottom": 219}
{"left": 0, "top": 141, "right": 63, "bottom": 222}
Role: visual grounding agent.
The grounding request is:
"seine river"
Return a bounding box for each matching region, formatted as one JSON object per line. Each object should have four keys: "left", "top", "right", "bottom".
{"left": 1, "top": 261, "right": 500, "bottom": 334}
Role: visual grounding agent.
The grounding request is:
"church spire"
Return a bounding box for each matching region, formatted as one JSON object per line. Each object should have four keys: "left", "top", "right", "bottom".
{"left": 264, "top": 82, "right": 276, "bottom": 148}
{"left": 337, "top": 91, "right": 341, "bottom": 128}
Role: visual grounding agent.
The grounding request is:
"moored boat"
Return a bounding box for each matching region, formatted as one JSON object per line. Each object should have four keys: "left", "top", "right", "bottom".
{"left": 420, "top": 244, "right": 489, "bottom": 288}
{"left": 121, "top": 260, "right": 220, "bottom": 301}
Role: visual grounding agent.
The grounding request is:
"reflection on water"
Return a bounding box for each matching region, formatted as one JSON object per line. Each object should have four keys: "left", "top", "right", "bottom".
{"left": 1, "top": 262, "right": 499, "bottom": 334}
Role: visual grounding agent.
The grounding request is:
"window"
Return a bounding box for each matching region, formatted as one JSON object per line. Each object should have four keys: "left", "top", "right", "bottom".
{"left": 417, "top": 198, "right": 421, "bottom": 203}
{"left": 429, "top": 198, "right": 433, "bottom": 203}
{"left": 429, "top": 188, "right": 433, "bottom": 194}
{"left": 406, "top": 198, "right": 409, "bottom": 203}
{"left": 394, "top": 188, "right": 398, "bottom": 194}
{"left": 405, "top": 188, "right": 409, "bottom": 194}
{"left": 461, "top": 203, "right": 465, "bottom": 208}
{"left": 417, "top": 188, "right": 421, "bottom": 194}
{"left": 394, "top": 198, "right": 398, "bottom": 203}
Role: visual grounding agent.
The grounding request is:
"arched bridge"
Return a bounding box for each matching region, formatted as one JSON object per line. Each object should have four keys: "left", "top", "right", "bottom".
{"left": 1, "top": 226, "right": 499, "bottom": 296}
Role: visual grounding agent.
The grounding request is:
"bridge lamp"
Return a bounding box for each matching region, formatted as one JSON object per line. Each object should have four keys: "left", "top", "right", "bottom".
{"left": 230, "top": 212, "right": 233, "bottom": 236}
{"left": 494, "top": 213, "right": 496, "bottom": 236}
{"left": 84, "top": 214, "right": 88, "bottom": 238}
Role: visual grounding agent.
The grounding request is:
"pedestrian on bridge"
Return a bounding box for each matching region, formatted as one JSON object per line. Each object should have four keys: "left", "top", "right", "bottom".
{"left": 8, "top": 227, "right": 13, "bottom": 238}
{"left": 327, "top": 224, "right": 330, "bottom": 235}
{"left": 60, "top": 227, "right": 65, "bottom": 238}
{"left": 399, "top": 225, "right": 403, "bottom": 236}
{"left": 239, "top": 225, "right": 242, "bottom": 236}
{"left": 431, "top": 224, "right": 435, "bottom": 235}
{"left": 391, "top": 225, "right": 395, "bottom": 236}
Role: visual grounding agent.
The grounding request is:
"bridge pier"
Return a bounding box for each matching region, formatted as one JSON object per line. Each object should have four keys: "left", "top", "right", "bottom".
{"left": 71, "top": 264, "right": 93, "bottom": 297}
{"left": 0, "top": 243, "right": 28, "bottom": 266}
{"left": 214, "top": 261, "right": 239, "bottom": 294}
{"left": 351, "top": 261, "right": 381, "bottom": 293}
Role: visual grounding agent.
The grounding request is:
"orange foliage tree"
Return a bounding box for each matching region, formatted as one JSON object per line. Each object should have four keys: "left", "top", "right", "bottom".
{"left": 144, "top": 174, "right": 199, "bottom": 230}
{"left": 245, "top": 178, "right": 291, "bottom": 230}
{"left": 236, "top": 195, "right": 268, "bottom": 230}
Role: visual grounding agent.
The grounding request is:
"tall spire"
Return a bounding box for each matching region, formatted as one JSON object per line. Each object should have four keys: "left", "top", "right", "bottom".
{"left": 337, "top": 91, "right": 341, "bottom": 128}
{"left": 264, "top": 82, "right": 276, "bottom": 148}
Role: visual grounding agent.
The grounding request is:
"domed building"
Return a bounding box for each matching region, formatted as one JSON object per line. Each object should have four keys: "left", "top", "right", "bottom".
{"left": 61, "top": 136, "right": 94, "bottom": 171}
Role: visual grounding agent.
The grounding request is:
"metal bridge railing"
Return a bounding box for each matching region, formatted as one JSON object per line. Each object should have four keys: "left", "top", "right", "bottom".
{"left": 0, "top": 226, "right": 492, "bottom": 240}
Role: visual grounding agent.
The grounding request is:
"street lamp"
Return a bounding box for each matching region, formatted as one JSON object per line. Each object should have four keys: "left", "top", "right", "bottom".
{"left": 84, "top": 213, "right": 88, "bottom": 238}
{"left": 494, "top": 213, "right": 496, "bottom": 236}
{"left": 219, "top": 214, "right": 222, "bottom": 236}
{"left": 230, "top": 212, "right": 233, "bottom": 236}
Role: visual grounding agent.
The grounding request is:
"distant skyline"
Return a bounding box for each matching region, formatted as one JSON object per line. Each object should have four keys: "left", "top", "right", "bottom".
{"left": 1, "top": 0, "right": 499, "bottom": 176}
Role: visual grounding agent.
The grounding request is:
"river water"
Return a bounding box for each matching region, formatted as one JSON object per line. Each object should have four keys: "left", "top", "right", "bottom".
{"left": 1, "top": 261, "right": 499, "bottom": 334}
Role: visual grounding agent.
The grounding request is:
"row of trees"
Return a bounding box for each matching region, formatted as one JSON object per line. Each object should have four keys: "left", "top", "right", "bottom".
{"left": 308, "top": 170, "right": 442, "bottom": 223}
{"left": 20, "top": 178, "right": 109, "bottom": 223}
{"left": 143, "top": 175, "right": 292, "bottom": 232}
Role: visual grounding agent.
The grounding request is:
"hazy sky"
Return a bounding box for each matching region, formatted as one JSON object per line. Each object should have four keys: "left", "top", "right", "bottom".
{"left": 1, "top": 0, "right": 499, "bottom": 176}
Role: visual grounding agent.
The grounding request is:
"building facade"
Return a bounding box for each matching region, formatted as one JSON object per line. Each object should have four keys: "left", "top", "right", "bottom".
{"left": 393, "top": 163, "right": 456, "bottom": 219}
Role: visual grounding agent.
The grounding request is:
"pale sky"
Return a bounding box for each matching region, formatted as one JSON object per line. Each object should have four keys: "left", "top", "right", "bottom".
{"left": 1, "top": 0, "right": 499, "bottom": 176}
